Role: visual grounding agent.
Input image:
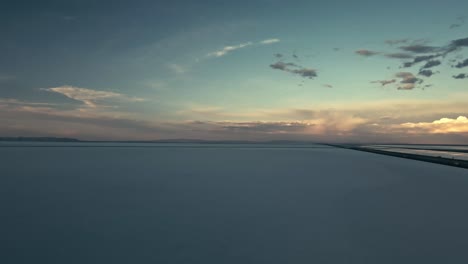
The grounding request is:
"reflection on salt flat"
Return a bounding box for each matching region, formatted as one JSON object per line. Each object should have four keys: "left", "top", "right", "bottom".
{"left": 364, "top": 146, "right": 468, "bottom": 161}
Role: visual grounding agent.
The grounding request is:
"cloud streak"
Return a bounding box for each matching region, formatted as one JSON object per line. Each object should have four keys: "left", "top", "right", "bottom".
{"left": 207, "top": 42, "right": 253, "bottom": 57}
{"left": 399, "top": 44, "right": 439, "bottom": 53}
{"left": 43, "top": 86, "right": 144, "bottom": 108}
{"left": 270, "top": 61, "right": 317, "bottom": 79}
{"left": 355, "top": 50, "right": 379, "bottom": 57}
{"left": 207, "top": 38, "right": 281, "bottom": 58}
{"left": 371, "top": 79, "right": 396, "bottom": 86}
{"left": 260, "top": 38, "right": 280, "bottom": 45}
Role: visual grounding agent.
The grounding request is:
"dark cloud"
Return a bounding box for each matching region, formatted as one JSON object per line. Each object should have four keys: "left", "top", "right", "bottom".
{"left": 323, "top": 84, "right": 333, "bottom": 88}
{"left": 399, "top": 44, "right": 439, "bottom": 53}
{"left": 371, "top": 79, "right": 396, "bottom": 86}
{"left": 355, "top": 50, "right": 379, "bottom": 57}
{"left": 385, "top": 53, "right": 414, "bottom": 59}
{"left": 446, "top": 37, "right": 468, "bottom": 53}
{"left": 396, "top": 37, "right": 466, "bottom": 69}
{"left": 269, "top": 61, "right": 317, "bottom": 79}
{"left": 396, "top": 72, "right": 419, "bottom": 83}
{"left": 455, "top": 58, "right": 468, "bottom": 68}
{"left": 453, "top": 73, "right": 467, "bottom": 79}
{"left": 421, "top": 60, "right": 441, "bottom": 69}
{"left": 402, "top": 54, "right": 441, "bottom": 68}
{"left": 395, "top": 72, "right": 422, "bottom": 90}
{"left": 418, "top": 69, "right": 435, "bottom": 77}
{"left": 270, "top": 61, "right": 298, "bottom": 71}
{"left": 291, "top": 68, "right": 317, "bottom": 79}
{"left": 450, "top": 24, "right": 461, "bottom": 29}
{"left": 274, "top": 53, "right": 283, "bottom": 59}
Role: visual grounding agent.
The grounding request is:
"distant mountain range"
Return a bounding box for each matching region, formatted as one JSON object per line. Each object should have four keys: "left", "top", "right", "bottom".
{"left": 0, "top": 137, "right": 82, "bottom": 142}
{"left": 0, "top": 137, "right": 319, "bottom": 144}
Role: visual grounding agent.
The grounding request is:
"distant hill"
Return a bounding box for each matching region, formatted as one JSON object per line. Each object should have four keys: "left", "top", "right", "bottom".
{"left": 0, "top": 137, "right": 321, "bottom": 144}
{"left": 0, "top": 137, "right": 81, "bottom": 142}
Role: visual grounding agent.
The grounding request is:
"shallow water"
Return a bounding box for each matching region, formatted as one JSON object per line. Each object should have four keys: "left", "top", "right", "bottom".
{"left": 1, "top": 144, "right": 468, "bottom": 263}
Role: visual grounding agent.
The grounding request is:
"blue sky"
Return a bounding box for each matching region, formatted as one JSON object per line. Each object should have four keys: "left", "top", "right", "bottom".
{"left": 1, "top": 0, "right": 468, "bottom": 142}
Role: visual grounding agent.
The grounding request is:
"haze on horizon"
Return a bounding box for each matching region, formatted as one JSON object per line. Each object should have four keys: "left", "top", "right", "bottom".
{"left": 1, "top": 0, "right": 468, "bottom": 143}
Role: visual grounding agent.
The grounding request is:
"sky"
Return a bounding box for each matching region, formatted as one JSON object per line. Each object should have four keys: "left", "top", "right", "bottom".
{"left": 1, "top": 0, "right": 468, "bottom": 143}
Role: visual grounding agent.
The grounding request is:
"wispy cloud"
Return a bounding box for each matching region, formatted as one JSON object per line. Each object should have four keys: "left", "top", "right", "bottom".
{"left": 168, "top": 63, "right": 186, "bottom": 74}
{"left": 207, "top": 38, "right": 281, "bottom": 58}
{"left": 43, "top": 86, "right": 144, "bottom": 108}
{"left": 371, "top": 79, "right": 396, "bottom": 86}
{"left": 0, "top": 98, "right": 55, "bottom": 106}
{"left": 355, "top": 50, "right": 380, "bottom": 57}
{"left": 399, "top": 44, "right": 439, "bottom": 53}
{"left": 449, "top": 16, "right": 466, "bottom": 29}
{"left": 207, "top": 42, "right": 253, "bottom": 57}
{"left": 260, "top": 38, "right": 280, "bottom": 45}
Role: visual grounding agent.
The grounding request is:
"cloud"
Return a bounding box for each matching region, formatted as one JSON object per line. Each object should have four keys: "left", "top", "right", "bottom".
{"left": 446, "top": 37, "right": 468, "bottom": 53}
{"left": 402, "top": 54, "right": 442, "bottom": 68}
{"left": 0, "top": 98, "right": 56, "bottom": 106}
{"left": 385, "top": 53, "right": 414, "bottom": 59}
{"left": 217, "top": 121, "right": 313, "bottom": 134}
{"left": 399, "top": 116, "right": 468, "bottom": 134}
{"left": 206, "top": 38, "right": 280, "bottom": 58}
{"left": 395, "top": 72, "right": 422, "bottom": 90}
{"left": 269, "top": 61, "right": 317, "bottom": 79}
{"left": 385, "top": 39, "right": 408, "bottom": 45}
{"left": 418, "top": 69, "right": 435, "bottom": 77}
{"left": 290, "top": 68, "right": 317, "bottom": 79}
{"left": 270, "top": 61, "right": 298, "bottom": 71}
{"left": 2, "top": 94, "right": 468, "bottom": 143}
{"left": 207, "top": 42, "right": 253, "bottom": 57}
{"left": 323, "top": 84, "right": 333, "bottom": 88}
{"left": 43, "top": 86, "right": 144, "bottom": 108}
{"left": 455, "top": 58, "right": 468, "bottom": 68}
{"left": 421, "top": 60, "right": 441, "bottom": 69}
{"left": 274, "top": 53, "right": 283, "bottom": 58}
{"left": 450, "top": 16, "right": 466, "bottom": 29}
{"left": 260, "top": 38, "right": 280, "bottom": 45}
{"left": 355, "top": 50, "right": 379, "bottom": 56}
{"left": 371, "top": 79, "right": 396, "bottom": 86}
{"left": 453, "top": 73, "right": 467, "bottom": 79}
{"left": 168, "top": 63, "right": 186, "bottom": 74}
{"left": 399, "top": 44, "right": 439, "bottom": 53}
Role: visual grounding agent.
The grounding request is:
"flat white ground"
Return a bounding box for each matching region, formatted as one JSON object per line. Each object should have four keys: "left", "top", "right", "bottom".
{"left": 1, "top": 144, "right": 467, "bottom": 264}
